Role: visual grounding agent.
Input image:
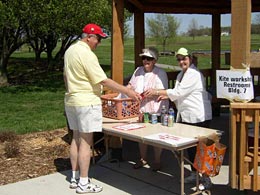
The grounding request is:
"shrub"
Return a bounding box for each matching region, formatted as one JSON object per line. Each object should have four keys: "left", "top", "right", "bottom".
{"left": 4, "top": 141, "right": 20, "bottom": 158}
{"left": 0, "top": 131, "right": 18, "bottom": 143}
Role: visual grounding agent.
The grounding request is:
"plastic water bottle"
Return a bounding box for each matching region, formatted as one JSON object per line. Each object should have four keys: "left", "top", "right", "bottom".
{"left": 160, "top": 105, "right": 167, "bottom": 125}
{"left": 168, "top": 107, "right": 174, "bottom": 117}
{"left": 168, "top": 107, "right": 175, "bottom": 126}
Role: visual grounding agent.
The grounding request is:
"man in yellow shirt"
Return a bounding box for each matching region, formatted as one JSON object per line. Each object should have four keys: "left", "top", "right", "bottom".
{"left": 64, "top": 23, "right": 141, "bottom": 193}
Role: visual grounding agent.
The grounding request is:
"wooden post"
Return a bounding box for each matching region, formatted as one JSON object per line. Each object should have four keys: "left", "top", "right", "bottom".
{"left": 110, "top": 0, "right": 124, "bottom": 150}
{"left": 211, "top": 13, "right": 221, "bottom": 90}
{"left": 230, "top": 103, "right": 260, "bottom": 191}
{"left": 253, "top": 110, "right": 259, "bottom": 191}
{"left": 134, "top": 11, "right": 145, "bottom": 69}
{"left": 239, "top": 109, "right": 246, "bottom": 190}
{"left": 231, "top": 0, "right": 251, "bottom": 69}
{"left": 111, "top": 0, "right": 124, "bottom": 84}
{"left": 230, "top": 107, "right": 238, "bottom": 189}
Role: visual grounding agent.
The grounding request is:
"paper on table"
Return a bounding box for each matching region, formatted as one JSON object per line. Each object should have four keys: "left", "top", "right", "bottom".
{"left": 144, "top": 133, "right": 198, "bottom": 147}
{"left": 113, "top": 123, "right": 145, "bottom": 131}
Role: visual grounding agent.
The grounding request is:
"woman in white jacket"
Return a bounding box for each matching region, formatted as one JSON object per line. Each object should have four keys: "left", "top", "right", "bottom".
{"left": 143, "top": 47, "right": 212, "bottom": 189}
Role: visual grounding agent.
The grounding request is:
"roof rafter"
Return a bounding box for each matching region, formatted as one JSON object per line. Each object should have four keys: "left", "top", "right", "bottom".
{"left": 125, "top": 0, "right": 260, "bottom": 14}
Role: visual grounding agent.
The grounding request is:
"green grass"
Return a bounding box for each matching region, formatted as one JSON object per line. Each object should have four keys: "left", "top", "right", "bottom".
{"left": 3, "top": 34, "right": 260, "bottom": 134}
{"left": 0, "top": 89, "right": 65, "bottom": 134}
{"left": 1, "top": 58, "right": 66, "bottom": 134}
{"left": 95, "top": 35, "right": 236, "bottom": 73}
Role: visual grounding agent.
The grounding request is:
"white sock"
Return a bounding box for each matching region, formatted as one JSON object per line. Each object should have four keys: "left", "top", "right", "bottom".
{"left": 72, "top": 170, "right": 79, "bottom": 179}
{"left": 79, "top": 177, "right": 89, "bottom": 185}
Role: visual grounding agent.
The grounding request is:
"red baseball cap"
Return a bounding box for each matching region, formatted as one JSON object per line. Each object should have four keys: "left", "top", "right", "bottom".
{"left": 82, "top": 23, "right": 108, "bottom": 38}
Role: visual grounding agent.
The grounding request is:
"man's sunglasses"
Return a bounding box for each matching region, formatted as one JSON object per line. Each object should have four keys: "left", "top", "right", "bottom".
{"left": 142, "top": 56, "right": 154, "bottom": 61}
{"left": 89, "top": 34, "right": 102, "bottom": 42}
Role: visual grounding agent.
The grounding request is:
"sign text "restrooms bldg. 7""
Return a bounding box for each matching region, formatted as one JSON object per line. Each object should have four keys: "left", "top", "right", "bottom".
{"left": 216, "top": 70, "right": 254, "bottom": 102}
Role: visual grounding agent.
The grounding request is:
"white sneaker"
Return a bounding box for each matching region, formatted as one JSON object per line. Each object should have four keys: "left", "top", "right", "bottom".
{"left": 69, "top": 177, "right": 78, "bottom": 189}
{"left": 184, "top": 172, "right": 197, "bottom": 184}
{"left": 76, "top": 181, "right": 103, "bottom": 194}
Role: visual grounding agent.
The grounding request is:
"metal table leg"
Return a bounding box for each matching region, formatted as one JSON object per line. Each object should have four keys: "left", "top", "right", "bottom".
{"left": 181, "top": 150, "right": 185, "bottom": 195}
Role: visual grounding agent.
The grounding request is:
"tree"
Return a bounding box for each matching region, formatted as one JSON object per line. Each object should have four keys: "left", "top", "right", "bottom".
{"left": 0, "top": 0, "right": 133, "bottom": 84}
{"left": 18, "top": 0, "right": 57, "bottom": 63}
{"left": 146, "top": 14, "right": 180, "bottom": 52}
{"left": 187, "top": 18, "right": 199, "bottom": 40}
{"left": 53, "top": 0, "right": 113, "bottom": 65}
{"left": 252, "top": 14, "right": 260, "bottom": 34}
{"left": 20, "top": 0, "right": 113, "bottom": 66}
{"left": 123, "top": 11, "right": 133, "bottom": 39}
{"left": 0, "top": 0, "right": 114, "bottom": 84}
{"left": 0, "top": 0, "right": 27, "bottom": 85}
{"left": 45, "top": 0, "right": 131, "bottom": 66}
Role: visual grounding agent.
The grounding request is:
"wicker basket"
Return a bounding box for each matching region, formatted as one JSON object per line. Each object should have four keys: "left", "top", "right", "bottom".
{"left": 101, "top": 93, "right": 140, "bottom": 120}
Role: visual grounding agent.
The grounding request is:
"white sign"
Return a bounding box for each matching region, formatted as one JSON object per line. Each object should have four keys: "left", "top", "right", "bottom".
{"left": 216, "top": 70, "right": 254, "bottom": 101}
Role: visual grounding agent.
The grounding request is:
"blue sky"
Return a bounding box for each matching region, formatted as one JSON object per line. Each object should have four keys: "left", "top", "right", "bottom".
{"left": 127, "top": 13, "right": 259, "bottom": 35}
{"left": 174, "top": 14, "right": 231, "bottom": 33}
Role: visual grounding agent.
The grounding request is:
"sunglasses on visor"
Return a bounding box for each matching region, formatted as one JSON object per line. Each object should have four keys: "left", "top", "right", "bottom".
{"left": 176, "top": 56, "right": 188, "bottom": 62}
{"left": 142, "top": 56, "right": 154, "bottom": 61}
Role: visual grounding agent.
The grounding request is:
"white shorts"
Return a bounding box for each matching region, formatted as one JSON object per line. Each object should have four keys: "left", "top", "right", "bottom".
{"left": 65, "top": 105, "right": 102, "bottom": 133}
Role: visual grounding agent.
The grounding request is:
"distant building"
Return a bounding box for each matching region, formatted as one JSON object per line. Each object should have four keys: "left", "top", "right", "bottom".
{"left": 221, "top": 32, "right": 229, "bottom": 36}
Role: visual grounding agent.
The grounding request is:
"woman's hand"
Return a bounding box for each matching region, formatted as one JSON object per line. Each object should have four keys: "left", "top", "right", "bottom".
{"left": 157, "top": 95, "right": 169, "bottom": 102}
{"left": 143, "top": 89, "right": 156, "bottom": 98}
{"left": 143, "top": 88, "right": 169, "bottom": 101}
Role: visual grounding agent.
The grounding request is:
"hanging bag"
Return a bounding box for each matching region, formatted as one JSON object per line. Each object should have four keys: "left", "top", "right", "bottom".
{"left": 193, "top": 136, "right": 227, "bottom": 177}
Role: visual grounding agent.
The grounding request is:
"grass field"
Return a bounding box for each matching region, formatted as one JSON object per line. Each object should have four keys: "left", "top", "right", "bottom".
{"left": 0, "top": 58, "right": 66, "bottom": 134}
{"left": 2, "top": 35, "right": 260, "bottom": 134}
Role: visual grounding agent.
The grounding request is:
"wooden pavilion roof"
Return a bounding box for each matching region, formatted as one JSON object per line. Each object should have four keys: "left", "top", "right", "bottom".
{"left": 125, "top": 0, "right": 260, "bottom": 14}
